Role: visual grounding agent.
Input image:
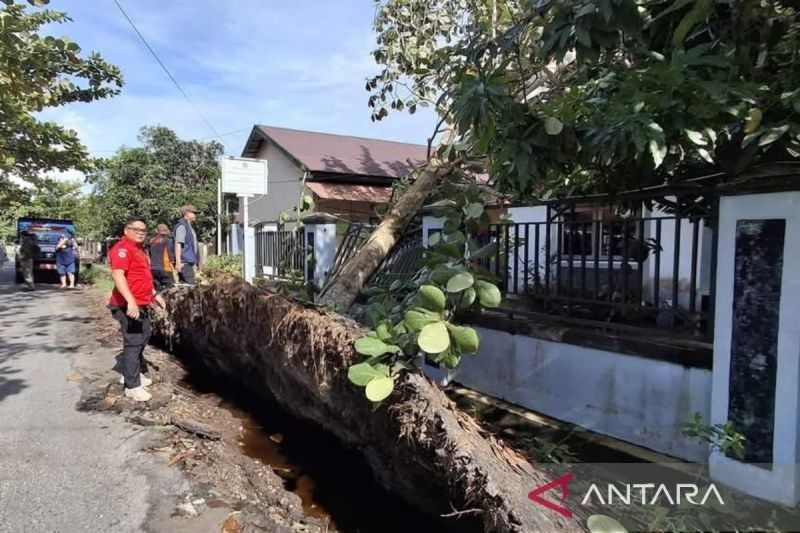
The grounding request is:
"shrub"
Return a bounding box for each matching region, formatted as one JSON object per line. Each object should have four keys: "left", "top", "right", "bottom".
{"left": 198, "top": 254, "right": 243, "bottom": 284}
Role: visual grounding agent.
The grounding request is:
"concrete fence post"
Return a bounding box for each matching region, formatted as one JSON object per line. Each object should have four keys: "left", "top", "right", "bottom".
{"left": 710, "top": 190, "right": 800, "bottom": 505}
{"left": 301, "top": 213, "right": 338, "bottom": 287}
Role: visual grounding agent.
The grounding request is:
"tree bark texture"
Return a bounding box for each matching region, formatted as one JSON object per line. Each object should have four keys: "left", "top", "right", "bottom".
{"left": 152, "top": 278, "right": 583, "bottom": 532}
{"left": 316, "top": 159, "right": 457, "bottom": 310}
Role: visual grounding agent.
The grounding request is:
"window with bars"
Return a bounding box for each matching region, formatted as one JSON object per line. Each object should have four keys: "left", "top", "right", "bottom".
{"left": 561, "top": 206, "right": 642, "bottom": 260}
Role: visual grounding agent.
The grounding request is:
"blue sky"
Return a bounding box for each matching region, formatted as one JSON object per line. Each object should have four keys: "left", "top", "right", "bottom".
{"left": 38, "top": 0, "right": 436, "bottom": 178}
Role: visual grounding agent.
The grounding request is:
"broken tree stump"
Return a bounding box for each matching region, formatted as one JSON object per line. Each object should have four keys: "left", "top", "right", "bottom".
{"left": 152, "top": 277, "right": 582, "bottom": 532}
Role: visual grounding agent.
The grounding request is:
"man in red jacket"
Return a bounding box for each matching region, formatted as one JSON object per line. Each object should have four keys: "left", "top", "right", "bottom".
{"left": 108, "top": 215, "right": 165, "bottom": 402}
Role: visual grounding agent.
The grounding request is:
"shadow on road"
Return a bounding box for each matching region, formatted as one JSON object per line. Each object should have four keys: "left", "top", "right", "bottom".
{"left": 0, "top": 261, "right": 74, "bottom": 403}
{"left": 0, "top": 338, "right": 28, "bottom": 402}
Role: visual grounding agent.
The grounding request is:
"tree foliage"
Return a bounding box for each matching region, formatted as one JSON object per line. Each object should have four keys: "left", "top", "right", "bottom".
{"left": 0, "top": 0, "right": 123, "bottom": 179}
{"left": 347, "top": 180, "right": 502, "bottom": 402}
{"left": 87, "top": 126, "right": 223, "bottom": 240}
{"left": 369, "top": 0, "right": 800, "bottom": 197}
{"left": 0, "top": 177, "right": 83, "bottom": 242}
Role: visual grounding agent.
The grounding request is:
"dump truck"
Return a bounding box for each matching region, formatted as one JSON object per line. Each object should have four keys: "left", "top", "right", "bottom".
{"left": 15, "top": 217, "right": 80, "bottom": 283}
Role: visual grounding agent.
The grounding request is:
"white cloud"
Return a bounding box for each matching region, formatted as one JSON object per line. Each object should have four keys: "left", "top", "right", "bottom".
{"left": 34, "top": 0, "right": 438, "bottom": 164}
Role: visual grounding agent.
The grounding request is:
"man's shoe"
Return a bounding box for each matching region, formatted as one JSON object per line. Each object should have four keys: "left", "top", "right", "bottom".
{"left": 118, "top": 374, "right": 153, "bottom": 387}
{"left": 124, "top": 386, "right": 152, "bottom": 402}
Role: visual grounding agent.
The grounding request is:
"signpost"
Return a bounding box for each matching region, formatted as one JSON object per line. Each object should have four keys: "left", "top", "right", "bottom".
{"left": 220, "top": 157, "right": 268, "bottom": 282}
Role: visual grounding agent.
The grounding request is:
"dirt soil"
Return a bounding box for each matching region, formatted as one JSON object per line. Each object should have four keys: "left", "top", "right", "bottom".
{"left": 75, "top": 287, "right": 329, "bottom": 533}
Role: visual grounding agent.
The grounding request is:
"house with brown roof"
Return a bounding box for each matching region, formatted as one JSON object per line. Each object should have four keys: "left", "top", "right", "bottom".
{"left": 239, "top": 125, "right": 428, "bottom": 223}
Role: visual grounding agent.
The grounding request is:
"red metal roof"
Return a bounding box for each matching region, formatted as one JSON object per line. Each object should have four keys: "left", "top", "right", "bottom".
{"left": 306, "top": 182, "right": 393, "bottom": 203}
{"left": 256, "top": 125, "right": 427, "bottom": 178}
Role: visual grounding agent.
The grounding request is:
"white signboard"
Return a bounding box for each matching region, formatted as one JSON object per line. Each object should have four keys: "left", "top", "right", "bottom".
{"left": 221, "top": 157, "right": 267, "bottom": 196}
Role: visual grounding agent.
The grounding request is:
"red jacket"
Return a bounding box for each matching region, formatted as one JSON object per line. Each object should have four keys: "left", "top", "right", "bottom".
{"left": 108, "top": 237, "right": 154, "bottom": 307}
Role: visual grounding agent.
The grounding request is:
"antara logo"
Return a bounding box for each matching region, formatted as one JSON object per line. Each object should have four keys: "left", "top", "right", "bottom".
{"left": 581, "top": 483, "right": 725, "bottom": 506}
{"left": 528, "top": 473, "right": 574, "bottom": 518}
{"left": 528, "top": 474, "right": 725, "bottom": 518}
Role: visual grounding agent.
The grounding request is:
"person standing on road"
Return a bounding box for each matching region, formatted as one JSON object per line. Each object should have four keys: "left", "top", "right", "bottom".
{"left": 55, "top": 228, "right": 77, "bottom": 289}
{"left": 148, "top": 224, "right": 175, "bottom": 292}
{"left": 18, "top": 231, "right": 39, "bottom": 291}
{"left": 173, "top": 204, "right": 199, "bottom": 286}
{"left": 108, "top": 215, "right": 164, "bottom": 402}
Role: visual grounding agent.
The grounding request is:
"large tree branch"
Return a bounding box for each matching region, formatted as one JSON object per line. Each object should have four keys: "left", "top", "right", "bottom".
{"left": 317, "top": 158, "right": 460, "bottom": 310}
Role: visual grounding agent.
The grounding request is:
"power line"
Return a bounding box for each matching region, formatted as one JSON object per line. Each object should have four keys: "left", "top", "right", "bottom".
{"left": 111, "top": 0, "right": 232, "bottom": 151}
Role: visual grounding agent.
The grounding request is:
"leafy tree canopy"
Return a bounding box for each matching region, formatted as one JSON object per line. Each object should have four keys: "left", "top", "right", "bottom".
{"left": 0, "top": 0, "right": 123, "bottom": 179}
{"left": 87, "top": 126, "right": 223, "bottom": 240}
{"left": 369, "top": 0, "right": 800, "bottom": 197}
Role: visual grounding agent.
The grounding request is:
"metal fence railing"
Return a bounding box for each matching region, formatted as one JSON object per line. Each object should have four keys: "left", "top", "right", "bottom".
{"left": 477, "top": 194, "right": 717, "bottom": 337}
{"left": 255, "top": 224, "right": 307, "bottom": 280}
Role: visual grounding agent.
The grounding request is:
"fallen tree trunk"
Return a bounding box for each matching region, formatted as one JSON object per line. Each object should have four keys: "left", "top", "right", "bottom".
{"left": 153, "top": 278, "right": 582, "bottom": 532}
{"left": 317, "top": 158, "right": 458, "bottom": 310}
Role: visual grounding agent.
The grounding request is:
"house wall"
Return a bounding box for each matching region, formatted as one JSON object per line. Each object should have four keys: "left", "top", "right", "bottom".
{"left": 315, "top": 198, "right": 378, "bottom": 222}
{"left": 424, "top": 327, "right": 712, "bottom": 462}
{"left": 247, "top": 140, "right": 305, "bottom": 223}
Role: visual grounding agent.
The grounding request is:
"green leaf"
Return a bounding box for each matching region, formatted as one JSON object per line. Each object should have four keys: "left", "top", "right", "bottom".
{"left": 441, "top": 352, "right": 461, "bottom": 369}
{"left": 354, "top": 336, "right": 399, "bottom": 357}
{"left": 544, "top": 116, "right": 563, "bottom": 135}
{"left": 758, "top": 125, "right": 789, "bottom": 147}
{"left": 685, "top": 130, "right": 706, "bottom": 146}
{"left": 696, "top": 147, "right": 714, "bottom": 163}
{"left": 575, "top": 27, "right": 591, "bottom": 48}
{"left": 428, "top": 232, "right": 441, "bottom": 246}
{"left": 586, "top": 514, "right": 628, "bottom": 533}
{"left": 672, "top": 0, "right": 712, "bottom": 48}
{"left": 418, "top": 321, "right": 450, "bottom": 353}
{"left": 404, "top": 307, "right": 441, "bottom": 331}
{"left": 374, "top": 322, "right": 392, "bottom": 341}
{"left": 436, "top": 243, "right": 463, "bottom": 258}
{"left": 448, "top": 324, "right": 479, "bottom": 354}
{"left": 469, "top": 241, "right": 497, "bottom": 259}
{"left": 474, "top": 280, "right": 502, "bottom": 307}
{"left": 347, "top": 362, "right": 387, "bottom": 386}
{"left": 417, "top": 284, "right": 446, "bottom": 311}
{"left": 391, "top": 361, "right": 412, "bottom": 374}
{"left": 447, "top": 272, "right": 474, "bottom": 293}
{"left": 652, "top": 0, "right": 694, "bottom": 22}
{"left": 464, "top": 202, "right": 484, "bottom": 219}
{"left": 649, "top": 140, "right": 667, "bottom": 168}
{"left": 459, "top": 287, "right": 477, "bottom": 308}
{"left": 744, "top": 108, "right": 762, "bottom": 134}
{"left": 445, "top": 230, "right": 466, "bottom": 245}
{"left": 365, "top": 377, "right": 394, "bottom": 402}
{"left": 430, "top": 264, "right": 462, "bottom": 284}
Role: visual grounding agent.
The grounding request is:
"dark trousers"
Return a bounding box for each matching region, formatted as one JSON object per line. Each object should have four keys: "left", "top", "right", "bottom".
{"left": 178, "top": 263, "right": 196, "bottom": 285}
{"left": 152, "top": 269, "right": 175, "bottom": 292}
{"left": 110, "top": 306, "right": 151, "bottom": 388}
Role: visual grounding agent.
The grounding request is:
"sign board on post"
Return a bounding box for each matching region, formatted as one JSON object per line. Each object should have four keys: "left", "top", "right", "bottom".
{"left": 221, "top": 157, "right": 268, "bottom": 196}
{"left": 220, "top": 156, "right": 267, "bottom": 284}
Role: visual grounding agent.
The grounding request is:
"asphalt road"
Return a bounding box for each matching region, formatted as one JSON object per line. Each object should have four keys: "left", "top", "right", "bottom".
{"left": 0, "top": 261, "right": 171, "bottom": 532}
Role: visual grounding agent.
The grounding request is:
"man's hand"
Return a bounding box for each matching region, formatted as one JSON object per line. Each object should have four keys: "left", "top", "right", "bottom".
{"left": 154, "top": 294, "right": 166, "bottom": 309}
{"left": 175, "top": 260, "right": 183, "bottom": 272}
{"left": 126, "top": 300, "right": 140, "bottom": 320}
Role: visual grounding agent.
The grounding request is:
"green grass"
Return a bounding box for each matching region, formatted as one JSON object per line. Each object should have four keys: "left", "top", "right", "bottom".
{"left": 79, "top": 264, "right": 115, "bottom": 292}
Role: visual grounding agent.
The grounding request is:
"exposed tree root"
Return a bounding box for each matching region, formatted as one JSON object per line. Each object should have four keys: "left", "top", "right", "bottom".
{"left": 152, "top": 277, "right": 583, "bottom": 532}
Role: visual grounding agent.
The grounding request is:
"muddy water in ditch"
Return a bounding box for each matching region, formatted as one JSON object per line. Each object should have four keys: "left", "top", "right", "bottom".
{"left": 184, "top": 374, "right": 481, "bottom": 533}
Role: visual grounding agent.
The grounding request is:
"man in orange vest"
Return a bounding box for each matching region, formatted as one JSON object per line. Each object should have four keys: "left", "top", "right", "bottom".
{"left": 148, "top": 224, "right": 175, "bottom": 292}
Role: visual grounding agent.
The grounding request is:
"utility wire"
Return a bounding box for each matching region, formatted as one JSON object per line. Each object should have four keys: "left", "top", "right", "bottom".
{"left": 111, "top": 0, "right": 232, "bottom": 151}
